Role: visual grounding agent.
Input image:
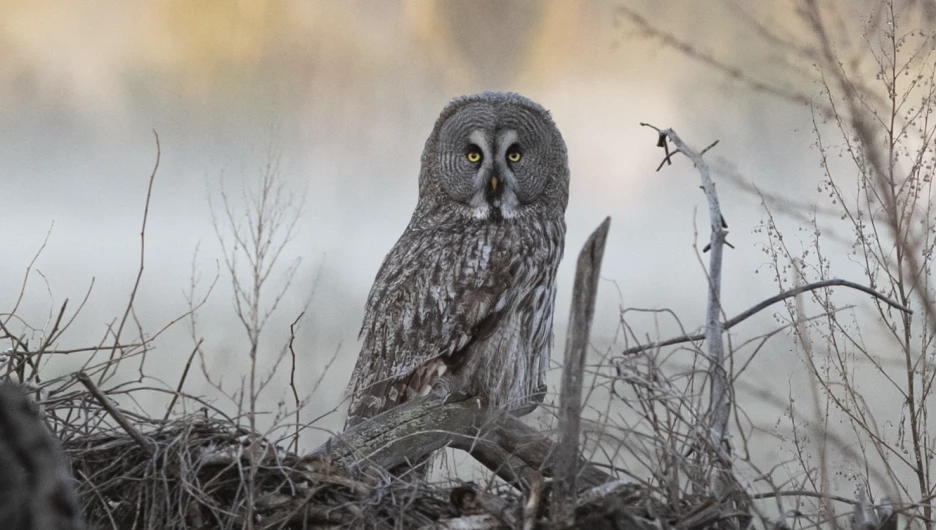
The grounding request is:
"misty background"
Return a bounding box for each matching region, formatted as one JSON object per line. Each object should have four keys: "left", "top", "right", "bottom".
{"left": 0, "top": 0, "right": 922, "bottom": 492}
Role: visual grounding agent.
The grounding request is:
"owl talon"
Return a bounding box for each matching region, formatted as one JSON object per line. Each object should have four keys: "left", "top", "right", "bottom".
{"left": 507, "top": 384, "right": 547, "bottom": 417}
{"left": 442, "top": 390, "right": 473, "bottom": 405}
{"left": 510, "top": 401, "right": 539, "bottom": 417}
{"left": 533, "top": 383, "right": 547, "bottom": 404}
{"left": 427, "top": 378, "right": 453, "bottom": 401}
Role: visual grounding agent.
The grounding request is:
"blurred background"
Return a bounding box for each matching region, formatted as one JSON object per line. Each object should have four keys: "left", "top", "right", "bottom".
{"left": 0, "top": 0, "right": 929, "bottom": 492}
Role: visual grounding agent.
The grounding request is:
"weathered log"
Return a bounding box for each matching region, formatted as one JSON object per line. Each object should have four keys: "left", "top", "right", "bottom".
{"left": 312, "top": 393, "right": 610, "bottom": 490}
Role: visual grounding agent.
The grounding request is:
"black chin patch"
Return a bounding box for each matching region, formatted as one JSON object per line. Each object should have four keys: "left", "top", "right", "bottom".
{"left": 484, "top": 182, "right": 504, "bottom": 222}
{"left": 484, "top": 178, "right": 503, "bottom": 203}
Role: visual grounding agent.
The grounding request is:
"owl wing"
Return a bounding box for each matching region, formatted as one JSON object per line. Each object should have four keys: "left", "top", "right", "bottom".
{"left": 345, "top": 223, "right": 513, "bottom": 428}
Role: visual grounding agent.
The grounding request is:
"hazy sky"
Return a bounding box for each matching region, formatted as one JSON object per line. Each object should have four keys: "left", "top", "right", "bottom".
{"left": 1, "top": 0, "right": 929, "bottom": 493}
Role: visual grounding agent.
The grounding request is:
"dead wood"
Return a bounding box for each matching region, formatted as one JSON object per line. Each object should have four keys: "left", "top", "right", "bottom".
{"left": 553, "top": 216, "right": 611, "bottom": 525}
{"left": 311, "top": 393, "right": 611, "bottom": 492}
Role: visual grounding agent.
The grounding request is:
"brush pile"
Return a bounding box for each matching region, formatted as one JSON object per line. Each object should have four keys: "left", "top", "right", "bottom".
{"left": 56, "top": 397, "right": 672, "bottom": 529}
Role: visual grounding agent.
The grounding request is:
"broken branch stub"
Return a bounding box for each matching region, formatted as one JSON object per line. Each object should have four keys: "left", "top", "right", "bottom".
{"left": 552, "top": 217, "right": 611, "bottom": 526}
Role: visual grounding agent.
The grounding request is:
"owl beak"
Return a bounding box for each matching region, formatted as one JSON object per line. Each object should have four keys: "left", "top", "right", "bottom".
{"left": 485, "top": 171, "right": 504, "bottom": 202}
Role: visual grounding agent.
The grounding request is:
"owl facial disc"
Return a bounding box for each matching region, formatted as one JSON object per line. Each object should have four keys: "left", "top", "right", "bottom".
{"left": 427, "top": 92, "right": 568, "bottom": 221}
{"left": 468, "top": 129, "right": 520, "bottom": 220}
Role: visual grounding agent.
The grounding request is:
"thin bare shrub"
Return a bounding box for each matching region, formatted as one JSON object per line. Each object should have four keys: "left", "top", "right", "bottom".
{"left": 612, "top": 1, "right": 935, "bottom": 528}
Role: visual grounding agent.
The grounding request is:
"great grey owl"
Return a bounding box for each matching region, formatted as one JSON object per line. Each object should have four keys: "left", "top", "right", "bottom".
{"left": 345, "top": 92, "right": 569, "bottom": 429}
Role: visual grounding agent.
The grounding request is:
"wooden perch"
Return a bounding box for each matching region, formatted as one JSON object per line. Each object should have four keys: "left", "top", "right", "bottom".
{"left": 316, "top": 394, "right": 488, "bottom": 472}
{"left": 314, "top": 220, "right": 616, "bottom": 493}
{"left": 313, "top": 392, "right": 610, "bottom": 490}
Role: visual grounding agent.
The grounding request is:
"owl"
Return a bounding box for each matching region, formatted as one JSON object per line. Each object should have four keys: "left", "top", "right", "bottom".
{"left": 345, "top": 92, "right": 569, "bottom": 430}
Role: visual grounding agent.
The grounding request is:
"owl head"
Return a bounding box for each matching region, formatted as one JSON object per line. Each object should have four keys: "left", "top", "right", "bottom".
{"left": 418, "top": 92, "right": 569, "bottom": 221}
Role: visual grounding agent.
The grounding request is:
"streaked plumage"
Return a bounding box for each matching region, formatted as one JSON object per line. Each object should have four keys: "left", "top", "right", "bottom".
{"left": 345, "top": 92, "right": 569, "bottom": 429}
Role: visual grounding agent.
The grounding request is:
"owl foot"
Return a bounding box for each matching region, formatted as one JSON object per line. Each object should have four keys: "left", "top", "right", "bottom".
{"left": 426, "top": 379, "right": 479, "bottom": 408}
{"left": 442, "top": 390, "right": 474, "bottom": 405}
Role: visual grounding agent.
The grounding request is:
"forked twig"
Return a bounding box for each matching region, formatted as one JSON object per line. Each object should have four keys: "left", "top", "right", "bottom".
{"left": 642, "top": 124, "right": 732, "bottom": 452}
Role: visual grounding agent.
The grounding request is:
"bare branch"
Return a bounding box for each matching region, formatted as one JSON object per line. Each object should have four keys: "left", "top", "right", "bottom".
{"left": 619, "top": 278, "right": 912, "bottom": 358}
{"left": 163, "top": 338, "right": 203, "bottom": 421}
{"left": 75, "top": 372, "right": 154, "bottom": 457}
{"left": 102, "top": 131, "right": 160, "bottom": 384}
{"left": 314, "top": 394, "right": 610, "bottom": 491}
{"left": 644, "top": 125, "right": 731, "bottom": 451}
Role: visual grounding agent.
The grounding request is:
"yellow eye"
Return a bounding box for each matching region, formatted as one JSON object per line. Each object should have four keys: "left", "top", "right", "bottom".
{"left": 466, "top": 150, "right": 482, "bottom": 163}
{"left": 507, "top": 151, "right": 522, "bottom": 163}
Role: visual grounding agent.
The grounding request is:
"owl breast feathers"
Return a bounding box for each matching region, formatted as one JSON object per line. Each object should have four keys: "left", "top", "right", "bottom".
{"left": 345, "top": 92, "right": 569, "bottom": 428}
